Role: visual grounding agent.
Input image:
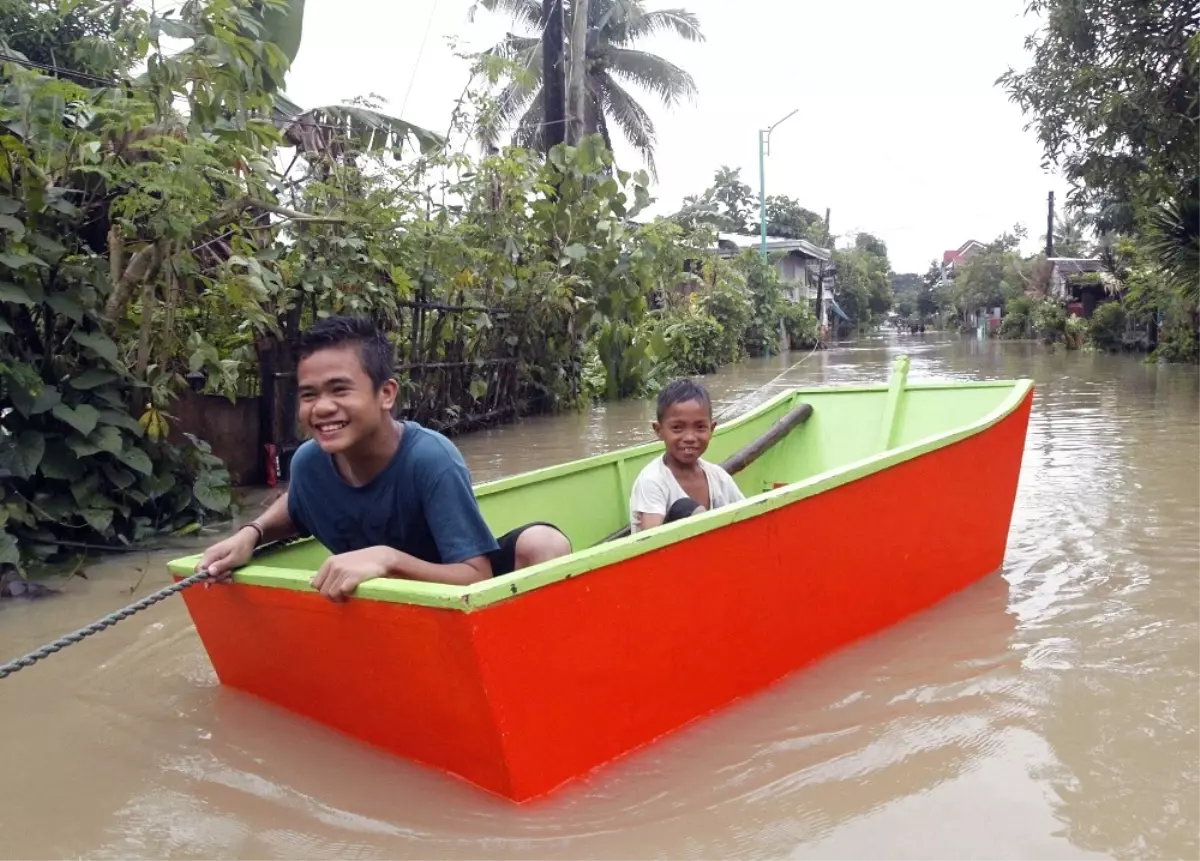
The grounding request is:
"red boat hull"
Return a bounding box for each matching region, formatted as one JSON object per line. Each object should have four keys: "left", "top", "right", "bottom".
{"left": 179, "top": 388, "right": 1033, "bottom": 802}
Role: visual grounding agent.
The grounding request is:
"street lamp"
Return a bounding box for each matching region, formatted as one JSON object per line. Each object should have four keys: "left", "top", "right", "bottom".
{"left": 759, "top": 108, "right": 798, "bottom": 257}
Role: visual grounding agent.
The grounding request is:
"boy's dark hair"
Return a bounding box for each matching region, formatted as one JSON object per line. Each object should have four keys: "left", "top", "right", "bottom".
{"left": 296, "top": 315, "right": 394, "bottom": 390}
{"left": 656, "top": 378, "right": 713, "bottom": 421}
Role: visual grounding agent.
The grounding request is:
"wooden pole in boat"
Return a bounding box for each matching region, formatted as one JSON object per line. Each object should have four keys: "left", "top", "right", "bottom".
{"left": 875, "top": 355, "right": 910, "bottom": 453}
{"left": 599, "top": 401, "right": 814, "bottom": 544}
{"left": 720, "top": 402, "right": 813, "bottom": 474}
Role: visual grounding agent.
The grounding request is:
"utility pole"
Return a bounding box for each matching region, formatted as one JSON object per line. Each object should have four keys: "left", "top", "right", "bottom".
{"left": 815, "top": 207, "right": 830, "bottom": 331}
{"left": 1046, "top": 190, "right": 1055, "bottom": 258}
{"left": 758, "top": 130, "right": 766, "bottom": 254}
{"left": 542, "top": 0, "right": 566, "bottom": 150}
{"left": 758, "top": 108, "right": 798, "bottom": 257}
{"left": 566, "top": 0, "right": 590, "bottom": 145}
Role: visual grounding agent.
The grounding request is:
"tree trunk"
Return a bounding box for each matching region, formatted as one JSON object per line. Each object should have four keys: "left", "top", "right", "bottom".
{"left": 566, "top": 0, "right": 590, "bottom": 145}
{"left": 541, "top": 0, "right": 566, "bottom": 150}
{"left": 132, "top": 245, "right": 162, "bottom": 413}
{"left": 103, "top": 197, "right": 340, "bottom": 322}
{"left": 134, "top": 277, "right": 155, "bottom": 384}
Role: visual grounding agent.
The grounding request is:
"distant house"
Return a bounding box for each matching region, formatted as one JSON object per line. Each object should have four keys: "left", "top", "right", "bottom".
{"left": 933, "top": 240, "right": 995, "bottom": 331}
{"left": 713, "top": 233, "right": 844, "bottom": 326}
{"left": 942, "top": 239, "right": 986, "bottom": 267}
{"left": 939, "top": 239, "right": 986, "bottom": 284}
{"left": 1046, "top": 257, "right": 1118, "bottom": 317}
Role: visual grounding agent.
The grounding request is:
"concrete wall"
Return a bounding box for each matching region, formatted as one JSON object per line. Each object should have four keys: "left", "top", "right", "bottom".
{"left": 777, "top": 252, "right": 823, "bottom": 302}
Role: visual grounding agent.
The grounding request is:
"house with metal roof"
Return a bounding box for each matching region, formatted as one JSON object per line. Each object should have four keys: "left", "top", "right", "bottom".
{"left": 1046, "top": 257, "right": 1119, "bottom": 317}
{"left": 713, "top": 233, "right": 848, "bottom": 325}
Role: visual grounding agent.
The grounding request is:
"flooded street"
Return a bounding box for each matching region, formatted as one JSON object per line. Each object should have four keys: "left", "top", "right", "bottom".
{"left": 1, "top": 333, "right": 1197, "bottom": 860}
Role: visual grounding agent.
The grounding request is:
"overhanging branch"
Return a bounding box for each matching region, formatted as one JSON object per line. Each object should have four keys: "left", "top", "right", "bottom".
{"left": 104, "top": 197, "right": 346, "bottom": 320}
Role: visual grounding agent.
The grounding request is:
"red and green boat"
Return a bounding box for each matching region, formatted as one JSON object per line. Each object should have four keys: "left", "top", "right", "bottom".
{"left": 168, "top": 357, "right": 1034, "bottom": 802}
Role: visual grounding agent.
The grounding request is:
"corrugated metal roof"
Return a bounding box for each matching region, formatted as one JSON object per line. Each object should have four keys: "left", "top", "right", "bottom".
{"left": 1048, "top": 257, "right": 1108, "bottom": 274}
{"left": 714, "top": 232, "right": 832, "bottom": 261}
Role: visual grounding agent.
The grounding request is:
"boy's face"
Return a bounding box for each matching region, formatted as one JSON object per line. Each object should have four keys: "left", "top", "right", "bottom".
{"left": 653, "top": 399, "right": 715, "bottom": 466}
{"left": 297, "top": 344, "right": 398, "bottom": 455}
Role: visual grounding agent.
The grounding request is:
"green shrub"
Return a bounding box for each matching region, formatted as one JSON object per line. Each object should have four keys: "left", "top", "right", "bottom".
{"left": 782, "top": 301, "right": 819, "bottom": 349}
{"left": 661, "top": 310, "right": 726, "bottom": 376}
{"left": 580, "top": 315, "right": 667, "bottom": 402}
{"left": 1088, "top": 302, "right": 1127, "bottom": 352}
{"left": 1032, "top": 300, "right": 1068, "bottom": 343}
{"left": 695, "top": 263, "right": 753, "bottom": 364}
{"left": 999, "top": 296, "right": 1035, "bottom": 339}
{"left": 1152, "top": 319, "right": 1200, "bottom": 363}
{"left": 735, "top": 252, "right": 787, "bottom": 357}
{"left": 1064, "top": 313, "right": 1089, "bottom": 349}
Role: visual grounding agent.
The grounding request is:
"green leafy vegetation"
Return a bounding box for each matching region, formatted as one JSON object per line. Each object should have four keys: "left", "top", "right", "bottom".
{"left": 831, "top": 233, "right": 893, "bottom": 331}
{"left": 3, "top": 0, "right": 845, "bottom": 573}
{"left": 998, "top": 297, "right": 1035, "bottom": 340}
{"left": 996, "top": 0, "right": 1198, "bottom": 361}
{"left": 1088, "top": 302, "right": 1127, "bottom": 353}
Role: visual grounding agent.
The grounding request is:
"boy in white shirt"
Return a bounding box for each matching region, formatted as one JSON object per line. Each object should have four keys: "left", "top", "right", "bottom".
{"left": 629, "top": 379, "right": 745, "bottom": 534}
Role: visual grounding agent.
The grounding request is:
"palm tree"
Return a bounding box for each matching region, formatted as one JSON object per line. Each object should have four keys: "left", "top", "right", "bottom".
{"left": 477, "top": 0, "right": 703, "bottom": 178}
{"left": 1042, "top": 208, "right": 1090, "bottom": 257}
{"left": 1144, "top": 177, "right": 1200, "bottom": 311}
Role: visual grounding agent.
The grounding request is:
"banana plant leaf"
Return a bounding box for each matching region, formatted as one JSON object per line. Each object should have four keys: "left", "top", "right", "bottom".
{"left": 274, "top": 99, "right": 446, "bottom": 159}
{"left": 257, "top": 0, "right": 306, "bottom": 66}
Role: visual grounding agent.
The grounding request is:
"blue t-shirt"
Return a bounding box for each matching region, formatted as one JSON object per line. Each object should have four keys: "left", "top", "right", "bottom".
{"left": 286, "top": 421, "right": 499, "bottom": 564}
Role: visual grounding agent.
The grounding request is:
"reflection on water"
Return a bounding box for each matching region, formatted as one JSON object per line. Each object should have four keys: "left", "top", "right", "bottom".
{"left": 0, "top": 332, "right": 1196, "bottom": 860}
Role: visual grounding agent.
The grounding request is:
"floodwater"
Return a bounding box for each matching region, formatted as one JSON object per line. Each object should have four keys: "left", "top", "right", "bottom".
{"left": 1, "top": 332, "right": 1197, "bottom": 860}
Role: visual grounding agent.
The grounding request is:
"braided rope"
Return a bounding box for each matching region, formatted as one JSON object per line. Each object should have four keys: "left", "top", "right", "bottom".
{"left": 0, "top": 569, "right": 215, "bottom": 680}
{"left": 0, "top": 534, "right": 300, "bottom": 680}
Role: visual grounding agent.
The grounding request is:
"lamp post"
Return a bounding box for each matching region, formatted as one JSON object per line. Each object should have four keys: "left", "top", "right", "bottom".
{"left": 758, "top": 108, "right": 798, "bottom": 257}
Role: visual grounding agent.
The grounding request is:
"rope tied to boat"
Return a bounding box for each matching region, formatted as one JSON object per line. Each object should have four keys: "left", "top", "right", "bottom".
{"left": 713, "top": 341, "right": 822, "bottom": 423}
{"left": 0, "top": 534, "right": 299, "bottom": 680}
{"left": 0, "top": 569, "right": 216, "bottom": 680}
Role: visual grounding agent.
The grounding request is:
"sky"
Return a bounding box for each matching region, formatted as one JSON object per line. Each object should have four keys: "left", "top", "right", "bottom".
{"left": 280, "top": 0, "right": 1073, "bottom": 274}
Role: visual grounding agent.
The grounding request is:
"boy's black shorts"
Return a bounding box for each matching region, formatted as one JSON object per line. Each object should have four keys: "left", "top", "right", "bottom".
{"left": 487, "top": 521, "right": 568, "bottom": 577}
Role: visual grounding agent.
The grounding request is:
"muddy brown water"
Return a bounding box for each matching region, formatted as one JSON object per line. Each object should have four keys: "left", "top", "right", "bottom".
{"left": 1, "top": 333, "right": 1197, "bottom": 860}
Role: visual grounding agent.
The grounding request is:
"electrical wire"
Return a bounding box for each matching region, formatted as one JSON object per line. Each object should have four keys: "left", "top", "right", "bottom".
{"left": 400, "top": 0, "right": 441, "bottom": 118}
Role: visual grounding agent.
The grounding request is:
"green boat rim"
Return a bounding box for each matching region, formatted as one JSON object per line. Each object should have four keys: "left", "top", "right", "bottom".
{"left": 166, "top": 376, "right": 1034, "bottom": 611}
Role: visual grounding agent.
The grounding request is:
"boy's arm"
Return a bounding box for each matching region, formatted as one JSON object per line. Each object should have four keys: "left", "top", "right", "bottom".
{"left": 310, "top": 462, "right": 498, "bottom": 599}
{"left": 629, "top": 471, "right": 668, "bottom": 533}
{"left": 384, "top": 551, "right": 492, "bottom": 584}
{"left": 310, "top": 545, "right": 491, "bottom": 602}
{"left": 421, "top": 463, "right": 500, "bottom": 568}
{"left": 634, "top": 512, "right": 666, "bottom": 532}
{"left": 196, "top": 492, "right": 298, "bottom": 579}
{"left": 374, "top": 461, "right": 498, "bottom": 583}
{"left": 259, "top": 491, "right": 300, "bottom": 542}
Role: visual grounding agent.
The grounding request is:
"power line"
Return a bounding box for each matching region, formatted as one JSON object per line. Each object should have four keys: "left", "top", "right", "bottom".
{"left": 400, "top": 0, "right": 441, "bottom": 118}
{"left": 0, "top": 51, "right": 120, "bottom": 86}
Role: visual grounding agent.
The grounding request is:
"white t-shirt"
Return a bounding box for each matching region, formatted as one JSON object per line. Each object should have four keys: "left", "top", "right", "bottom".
{"left": 628, "top": 456, "right": 746, "bottom": 533}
